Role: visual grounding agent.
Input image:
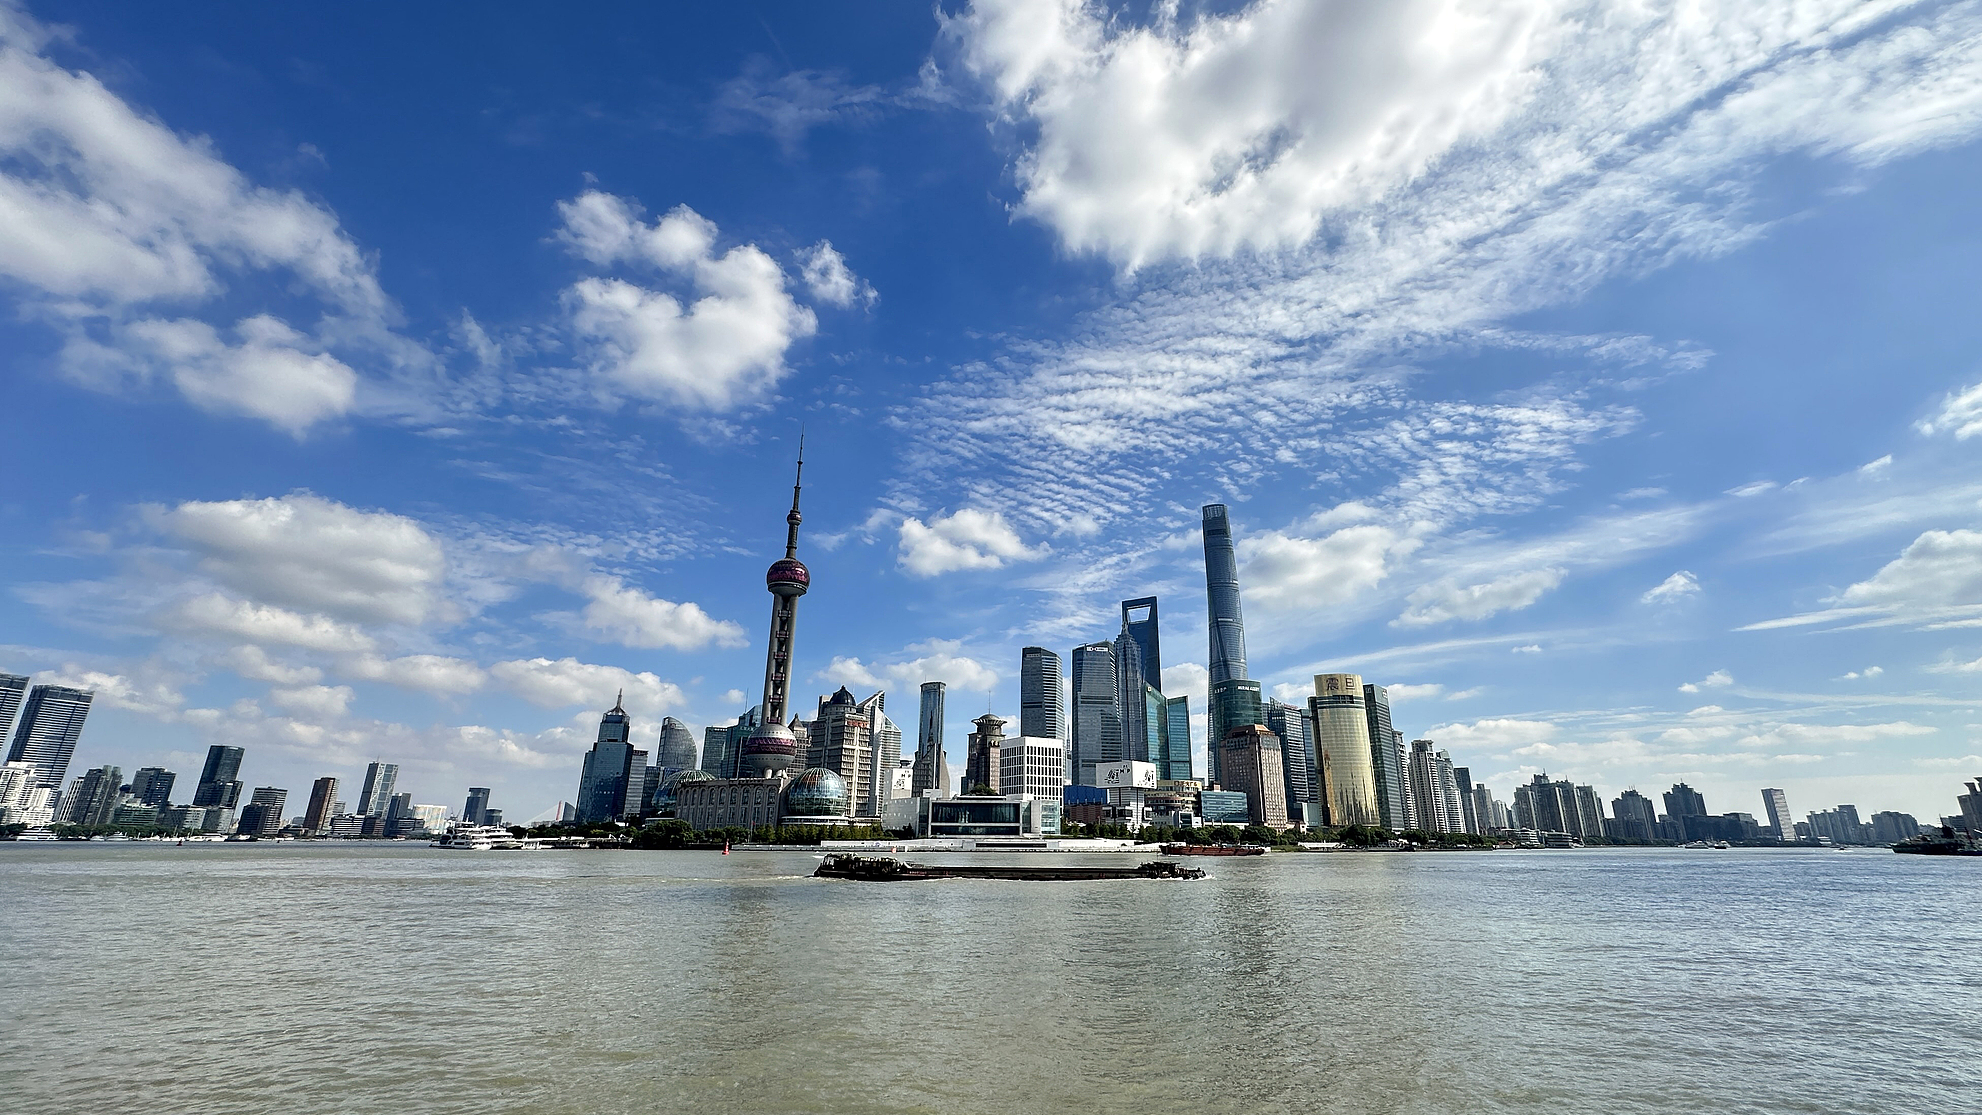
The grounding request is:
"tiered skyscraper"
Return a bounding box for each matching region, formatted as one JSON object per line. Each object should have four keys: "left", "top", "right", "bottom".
{"left": 912, "top": 681, "right": 949, "bottom": 797}
{"left": 1202, "top": 505, "right": 1259, "bottom": 783}
{"left": 1070, "top": 641, "right": 1121, "bottom": 785}
{"left": 739, "top": 449, "right": 810, "bottom": 778}
{"left": 576, "top": 694, "right": 647, "bottom": 822}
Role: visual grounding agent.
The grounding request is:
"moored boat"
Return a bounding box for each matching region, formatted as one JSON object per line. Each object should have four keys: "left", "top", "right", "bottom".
{"left": 430, "top": 823, "right": 525, "bottom": 850}
{"left": 1159, "top": 843, "right": 1267, "bottom": 856}
{"left": 1893, "top": 827, "right": 1982, "bottom": 856}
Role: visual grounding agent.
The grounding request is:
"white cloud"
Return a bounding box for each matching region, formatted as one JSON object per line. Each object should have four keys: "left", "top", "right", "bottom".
{"left": 166, "top": 593, "right": 376, "bottom": 654}
{"left": 1243, "top": 523, "right": 1416, "bottom": 609}
{"left": 951, "top": 0, "right": 1562, "bottom": 268}
{"left": 578, "top": 575, "right": 747, "bottom": 651}
{"left": 152, "top": 493, "right": 448, "bottom": 627}
{"left": 1859, "top": 454, "right": 1894, "bottom": 475}
{"left": 1837, "top": 529, "right": 1982, "bottom": 613}
{"left": 1424, "top": 717, "right": 1558, "bottom": 751}
{"left": 710, "top": 57, "right": 891, "bottom": 153}
{"left": 797, "top": 241, "right": 876, "bottom": 309}
{"left": 1161, "top": 662, "right": 1209, "bottom": 706}
{"left": 815, "top": 640, "right": 1000, "bottom": 697}
{"left": 1678, "top": 669, "right": 1733, "bottom": 694}
{"left": 1397, "top": 567, "right": 1563, "bottom": 626}
{"left": 41, "top": 665, "right": 183, "bottom": 717}
{"left": 220, "top": 645, "right": 322, "bottom": 686}
{"left": 1928, "top": 655, "right": 1982, "bottom": 675}
{"left": 721, "top": 689, "right": 746, "bottom": 706}
{"left": 1383, "top": 683, "right": 1445, "bottom": 702}
{"left": 1839, "top": 666, "right": 1884, "bottom": 681}
{"left": 897, "top": 509, "right": 1045, "bottom": 576}
{"left": 267, "top": 684, "right": 353, "bottom": 720}
{"left": 345, "top": 653, "right": 488, "bottom": 696}
{"left": 1641, "top": 571, "right": 1701, "bottom": 605}
{"left": 557, "top": 192, "right": 816, "bottom": 410}
{"left": 1734, "top": 721, "right": 1933, "bottom": 749}
{"left": 487, "top": 657, "right": 685, "bottom": 713}
{"left": 1511, "top": 644, "right": 1542, "bottom": 654}
{"left": 0, "top": 10, "right": 405, "bottom": 431}
{"left": 1725, "top": 480, "right": 1777, "bottom": 498}
{"left": 1916, "top": 754, "right": 1982, "bottom": 769}
{"left": 1919, "top": 381, "right": 1982, "bottom": 440}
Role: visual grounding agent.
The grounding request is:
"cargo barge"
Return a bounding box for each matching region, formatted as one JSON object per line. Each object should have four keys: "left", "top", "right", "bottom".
{"left": 1160, "top": 843, "right": 1268, "bottom": 856}
{"left": 814, "top": 853, "right": 1205, "bottom": 881}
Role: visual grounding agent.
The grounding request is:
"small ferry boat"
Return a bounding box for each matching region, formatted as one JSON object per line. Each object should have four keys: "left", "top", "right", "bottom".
{"left": 1680, "top": 840, "right": 1730, "bottom": 850}
{"left": 814, "top": 853, "right": 1204, "bottom": 881}
{"left": 1160, "top": 843, "right": 1268, "bottom": 857}
{"left": 13, "top": 828, "right": 58, "bottom": 842}
{"left": 429, "top": 824, "right": 525, "bottom": 850}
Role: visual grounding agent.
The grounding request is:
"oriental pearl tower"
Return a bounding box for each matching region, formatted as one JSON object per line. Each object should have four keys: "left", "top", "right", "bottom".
{"left": 737, "top": 445, "right": 810, "bottom": 778}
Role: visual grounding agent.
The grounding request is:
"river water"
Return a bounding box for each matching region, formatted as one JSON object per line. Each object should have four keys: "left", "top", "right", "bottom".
{"left": 0, "top": 844, "right": 1975, "bottom": 1115}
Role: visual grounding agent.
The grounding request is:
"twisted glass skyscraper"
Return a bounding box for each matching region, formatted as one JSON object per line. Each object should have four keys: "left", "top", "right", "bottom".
{"left": 1202, "top": 505, "right": 1257, "bottom": 783}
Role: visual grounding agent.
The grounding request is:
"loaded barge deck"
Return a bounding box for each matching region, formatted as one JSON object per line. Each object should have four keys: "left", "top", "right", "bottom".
{"left": 814, "top": 853, "right": 1205, "bottom": 881}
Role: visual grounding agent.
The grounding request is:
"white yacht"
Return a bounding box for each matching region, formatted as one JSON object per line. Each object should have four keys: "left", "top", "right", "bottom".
{"left": 430, "top": 824, "right": 525, "bottom": 850}
{"left": 13, "top": 828, "right": 58, "bottom": 842}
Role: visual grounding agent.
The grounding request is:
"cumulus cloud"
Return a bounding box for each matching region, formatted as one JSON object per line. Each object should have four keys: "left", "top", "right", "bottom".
{"left": 1397, "top": 567, "right": 1564, "bottom": 627}
{"left": 1642, "top": 571, "right": 1701, "bottom": 604}
{"left": 345, "top": 653, "right": 488, "bottom": 696}
{"left": 220, "top": 645, "right": 322, "bottom": 686}
{"left": 1678, "top": 669, "right": 1733, "bottom": 694}
{"left": 557, "top": 191, "right": 817, "bottom": 410}
{"left": 267, "top": 684, "right": 353, "bottom": 720}
{"left": 41, "top": 665, "right": 184, "bottom": 718}
{"left": 1425, "top": 717, "right": 1558, "bottom": 751}
{"left": 152, "top": 493, "right": 448, "bottom": 627}
{"left": 1837, "top": 529, "right": 1982, "bottom": 614}
{"left": 165, "top": 593, "right": 376, "bottom": 654}
{"left": 815, "top": 639, "right": 1000, "bottom": 697}
{"left": 1244, "top": 523, "right": 1416, "bottom": 608}
{"left": 488, "top": 657, "right": 685, "bottom": 712}
{"left": 1839, "top": 666, "right": 1884, "bottom": 681}
{"left": 951, "top": 0, "right": 1560, "bottom": 267}
{"left": 578, "top": 575, "right": 747, "bottom": 651}
{"left": 1919, "top": 381, "right": 1982, "bottom": 440}
{"left": 0, "top": 9, "right": 404, "bottom": 430}
{"left": 898, "top": 509, "right": 1045, "bottom": 576}
{"left": 797, "top": 240, "right": 876, "bottom": 308}
{"left": 1383, "top": 683, "right": 1445, "bottom": 702}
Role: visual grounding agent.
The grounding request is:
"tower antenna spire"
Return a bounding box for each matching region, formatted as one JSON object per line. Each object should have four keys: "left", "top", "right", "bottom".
{"left": 785, "top": 430, "right": 805, "bottom": 559}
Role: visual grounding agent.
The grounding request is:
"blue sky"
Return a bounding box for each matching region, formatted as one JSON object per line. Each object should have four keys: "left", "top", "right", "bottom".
{"left": 4, "top": 0, "right": 1982, "bottom": 825}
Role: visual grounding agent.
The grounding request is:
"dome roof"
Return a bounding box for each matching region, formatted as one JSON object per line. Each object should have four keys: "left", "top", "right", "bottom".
{"left": 827, "top": 685, "right": 856, "bottom": 706}
{"left": 739, "top": 720, "right": 798, "bottom": 758}
{"left": 663, "top": 768, "right": 712, "bottom": 791}
{"left": 783, "top": 768, "right": 850, "bottom": 817}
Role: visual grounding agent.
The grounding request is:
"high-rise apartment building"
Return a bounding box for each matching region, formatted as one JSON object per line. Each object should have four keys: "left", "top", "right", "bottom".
{"left": 57, "top": 765, "right": 121, "bottom": 826}
{"left": 858, "top": 690, "right": 898, "bottom": 817}
{"left": 912, "top": 682, "right": 948, "bottom": 797}
{"left": 1019, "top": 647, "right": 1065, "bottom": 741}
{"left": 304, "top": 777, "right": 339, "bottom": 833}
{"left": 964, "top": 714, "right": 1006, "bottom": 794}
{"left": 1452, "top": 766, "right": 1478, "bottom": 834}
{"left": 1406, "top": 741, "right": 1465, "bottom": 833}
{"left": 1070, "top": 642, "right": 1122, "bottom": 785}
{"left": 1306, "top": 674, "right": 1380, "bottom": 827}
{"left": 356, "top": 761, "right": 399, "bottom": 816}
{"left": 238, "top": 787, "right": 288, "bottom": 835}
{"left": 129, "top": 767, "right": 176, "bottom": 807}
{"left": 1663, "top": 783, "right": 1708, "bottom": 819}
{"left": 1161, "top": 695, "right": 1193, "bottom": 782}
{"left": 1263, "top": 699, "right": 1316, "bottom": 822}
{"left": 1361, "top": 684, "right": 1411, "bottom": 832}
{"left": 1761, "top": 788, "right": 1794, "bottom": 841}
{"left": 807, "top": 686, "right": 874, "bottom": 817}
{"left": 4, "top": 683, "right": 93, "bottom": 793}
{"left": 1217, "top": 724, "right": 1288, "bottom": 828}
{"left": 1610, "top": 789, "right": 1658, "bottom": 841}
{"left": 1201, "top": 505, "right": 1254, "bottom": 782}
{"left": 0, "top": 673, "right": 28, "bottom": 742}
{"left": 191, "top": 745, "right": 245, "bottom": 809}
{"left": 656, "top": 717, "right": 698, "bottom": 771}
{"left": 1572, "top": 785, "right": 1606, "bottom": 841}
{"left": 464, "top": 786, "right": 491, "bottom": 825}
{"left": 1515, "top": 774, "right": 1573, "bottom": 834}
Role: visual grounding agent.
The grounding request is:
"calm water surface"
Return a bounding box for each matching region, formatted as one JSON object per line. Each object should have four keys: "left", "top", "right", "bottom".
{"left": 1, "top": 844, "right": 1977, "bottom": 1115}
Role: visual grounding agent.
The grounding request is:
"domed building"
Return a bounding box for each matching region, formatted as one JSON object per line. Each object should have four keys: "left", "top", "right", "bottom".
{"left": 651, "top": 768, "right": 712, "bottom": 813}
{"left": 782, "top": 768, "right": 851, "bottom": 824}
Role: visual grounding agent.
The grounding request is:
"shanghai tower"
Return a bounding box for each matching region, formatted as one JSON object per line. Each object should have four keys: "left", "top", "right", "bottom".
{"left": 739, "top": 447, "right": 810, "bottom": 778}
{"left": 1202, "top": 504, "right": 1259, "bottom": 783}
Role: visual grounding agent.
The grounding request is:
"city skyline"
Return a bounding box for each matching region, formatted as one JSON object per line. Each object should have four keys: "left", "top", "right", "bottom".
{"left": 4, "top": 3, "right": 1982, "bottom": 824}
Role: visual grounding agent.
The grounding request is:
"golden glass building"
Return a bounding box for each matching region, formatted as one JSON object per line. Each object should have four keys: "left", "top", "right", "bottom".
{"left": 1307, "top": 673, "right": 1381, "bottom": 827}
